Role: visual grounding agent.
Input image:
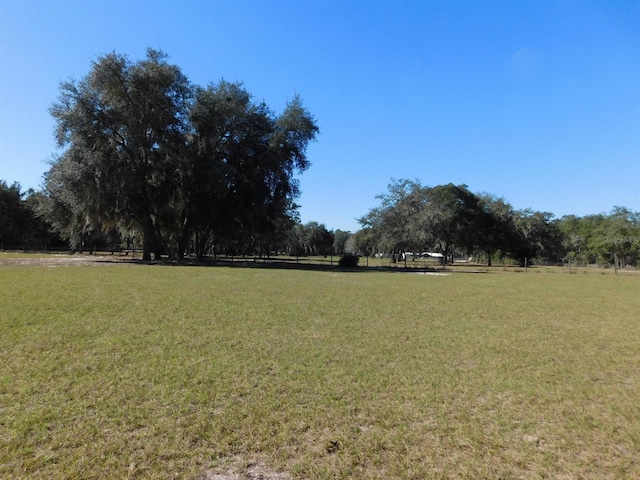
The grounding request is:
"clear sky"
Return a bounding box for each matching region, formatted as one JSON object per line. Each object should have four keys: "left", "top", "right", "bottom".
{"left": 1, "top": 0, "right": 638, "bottom": 232}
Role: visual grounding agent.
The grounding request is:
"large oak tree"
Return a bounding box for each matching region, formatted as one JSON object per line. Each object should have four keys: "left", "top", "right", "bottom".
{"left": 46, "top": 49, "right": 317, "bottom": 260}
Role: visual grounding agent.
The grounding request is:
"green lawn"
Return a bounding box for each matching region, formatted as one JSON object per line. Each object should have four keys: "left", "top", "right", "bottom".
{"left": 1, "top": 261, "right": 639, "bottom": 478}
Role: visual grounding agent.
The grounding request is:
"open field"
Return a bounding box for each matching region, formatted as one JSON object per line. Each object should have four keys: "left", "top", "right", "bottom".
{"left": 1, "top": 257, "right": 639, "bottom": 478}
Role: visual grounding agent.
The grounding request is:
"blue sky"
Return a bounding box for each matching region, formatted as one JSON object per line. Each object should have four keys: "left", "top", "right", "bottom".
{"left": 1, "top": 0, "right": 638, "bottom": 232}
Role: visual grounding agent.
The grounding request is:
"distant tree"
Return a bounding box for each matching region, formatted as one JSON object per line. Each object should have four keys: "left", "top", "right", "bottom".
{"left": 357, "top": 178, "right": 639, "bottom": 270}
{"left": 333, "top": 229, "right": 351, "bottom": 256}
{"left": 0, "top": 181, "right": 39, "bottom": 248}
{"left": 286, "top": 222, "right": 333, "bottom": 256}
{"left": 353, "top": 228, "right": 376, "bottom": 258}
{"left": 0, "top": 182, "right": 63, "bottom": 250}
{"left": 416, "top": 183, "right": 484, "bottom": 265}
{"left": 359, "top": 181, "right": 490, "bottom": 266}
{"left": 316, "top": 224, "right": 335, "bottom": 257}
{"left": 559, "top": 214, "right": 597, "bottom": 265}
{"left": 344, "top": 234, "right": 356, "bottom": 256}
{"left": 358, "top": 179, "right": 423, "bottom": 260}
{"left": 0, "top": 181, "right": 26, "bottom": 247}
{"left": 558, "top": 208, "right": 640, "bottom": 269}
{"left": 513, "top": 209, "right": 564, "bottom": 264}
{"left": 476, "top": 194, "right": 518, "bottom": 266}
{"left": 593, "top": 207, "right": 640, "bottom": 270}
{"left": 22, "top": 189, "right": 65, "bottom": 250}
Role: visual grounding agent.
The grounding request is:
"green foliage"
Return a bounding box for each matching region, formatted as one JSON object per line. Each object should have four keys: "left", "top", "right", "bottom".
{"left": 358, "top": 178, "right": 422, "bottom": 254}
{"left": 338, "top": 252, "right": 359, "bottom": 267}
{"left": 352, "top": 227, "right": 375, "bottom": 256}
{"left": 45, "top": 49, "right": 318, "bottom": 261}
{"left": 559, "top": 207, "right": 640, "bottom": 267}
{"left": 419, "top": 183, "right": 484, "bottom": 262}
{"left": 285, "top": 221, "right": 333, "bottom": 256}
{"left": 512, "top": 209, "right": 565, "bottom": 264}
{"left": 332, "top": 229, "right": 350, "bottom": 255}
{"left": 476, "top": 194, "right": 519, "bottom": 266}
{"left": 360, "top": 180, "right": 503, "bottom": 265}
{"left": 0, "top": 181, "right": 28, "bottom": 245}
{"left": 359, "top": 179, "right": 640, "bottom": 268}
{"left": 0, "top": 182, "right": 58, "bottom": 249}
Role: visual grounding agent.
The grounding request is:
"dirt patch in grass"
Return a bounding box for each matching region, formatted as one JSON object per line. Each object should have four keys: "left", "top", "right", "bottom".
{"left": 0, "top": 254, "right": 133, "bottom": 267}
{"left": 199, "top": 458, "right": 292, "bottom": 480}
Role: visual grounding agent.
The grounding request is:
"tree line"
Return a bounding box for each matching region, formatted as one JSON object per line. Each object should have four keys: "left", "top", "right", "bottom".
{"left": 1, "top": 49, "right": 637, "bottom": 268}
{"left": 0, "top": 181, "right": 64, "bottom": 251}
{"left": 3, "top": 176, "right": 638, "bottom": 269}
{"left": 0, "top": 179, "right": 347, "bottom": 259}
{"left": 353, "top": 179, "right": 639, "bottom": 268}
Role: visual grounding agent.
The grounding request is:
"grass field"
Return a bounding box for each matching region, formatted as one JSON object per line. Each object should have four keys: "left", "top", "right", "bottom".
{"left": 1, "top": 257, "right": 639, "bottom": 479}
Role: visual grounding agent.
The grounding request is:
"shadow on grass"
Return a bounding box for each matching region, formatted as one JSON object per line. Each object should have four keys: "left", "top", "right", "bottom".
{"left": 2, "top": 251, "right": 491, "bottom": 273}
{"left": 125, "top": 255, "right": 489, "bottom": 274}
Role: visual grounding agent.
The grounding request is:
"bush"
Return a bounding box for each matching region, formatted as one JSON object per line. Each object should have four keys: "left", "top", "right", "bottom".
{"left": 339, "top": 253, "right": 359, "bottom": 268}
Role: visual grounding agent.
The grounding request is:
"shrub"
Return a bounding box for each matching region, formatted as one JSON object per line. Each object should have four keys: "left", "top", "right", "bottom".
{"left": 339, "top": 253, "right": 359, "bottom": 268}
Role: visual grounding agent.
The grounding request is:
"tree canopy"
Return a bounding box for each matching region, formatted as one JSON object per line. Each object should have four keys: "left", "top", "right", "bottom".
{"left": 359, "top": 179, "right": 639, "bottom": 268}
{"left": 43, "top": 49, "right": 318, "bottom": 260}
{"left": 0, "top": 181, "right": 30, "bottom": 247}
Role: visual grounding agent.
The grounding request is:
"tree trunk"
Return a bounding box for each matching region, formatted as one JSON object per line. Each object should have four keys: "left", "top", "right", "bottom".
{"left": 177, "top": 222, "right": 190, "bottom": 260}
{"left": 195, "top": 230, "right": 202, "bottom": 261}
{"left": 142, "top": 214, "right": 156, "bottom": 261}
{"left": 154, "top": 242, "right": 162, "bottom": 261}
{"left": 486, "top": 249, "right": 492, "bottom": 267}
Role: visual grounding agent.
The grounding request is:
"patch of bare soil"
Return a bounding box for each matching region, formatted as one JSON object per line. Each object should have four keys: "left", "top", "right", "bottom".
{"left": 0, "top": 254, "right": 134, "bottom": 267}
{"left": 199, "top": 459, "right": 292, "bottom": 480}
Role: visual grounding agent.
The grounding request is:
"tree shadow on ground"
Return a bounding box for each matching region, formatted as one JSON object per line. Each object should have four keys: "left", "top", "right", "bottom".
{"left": 128, "top": 256, "right": 487, "bottom": 274}
{"left": 1, "top": 252, "right": 488, "bottom": 273}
